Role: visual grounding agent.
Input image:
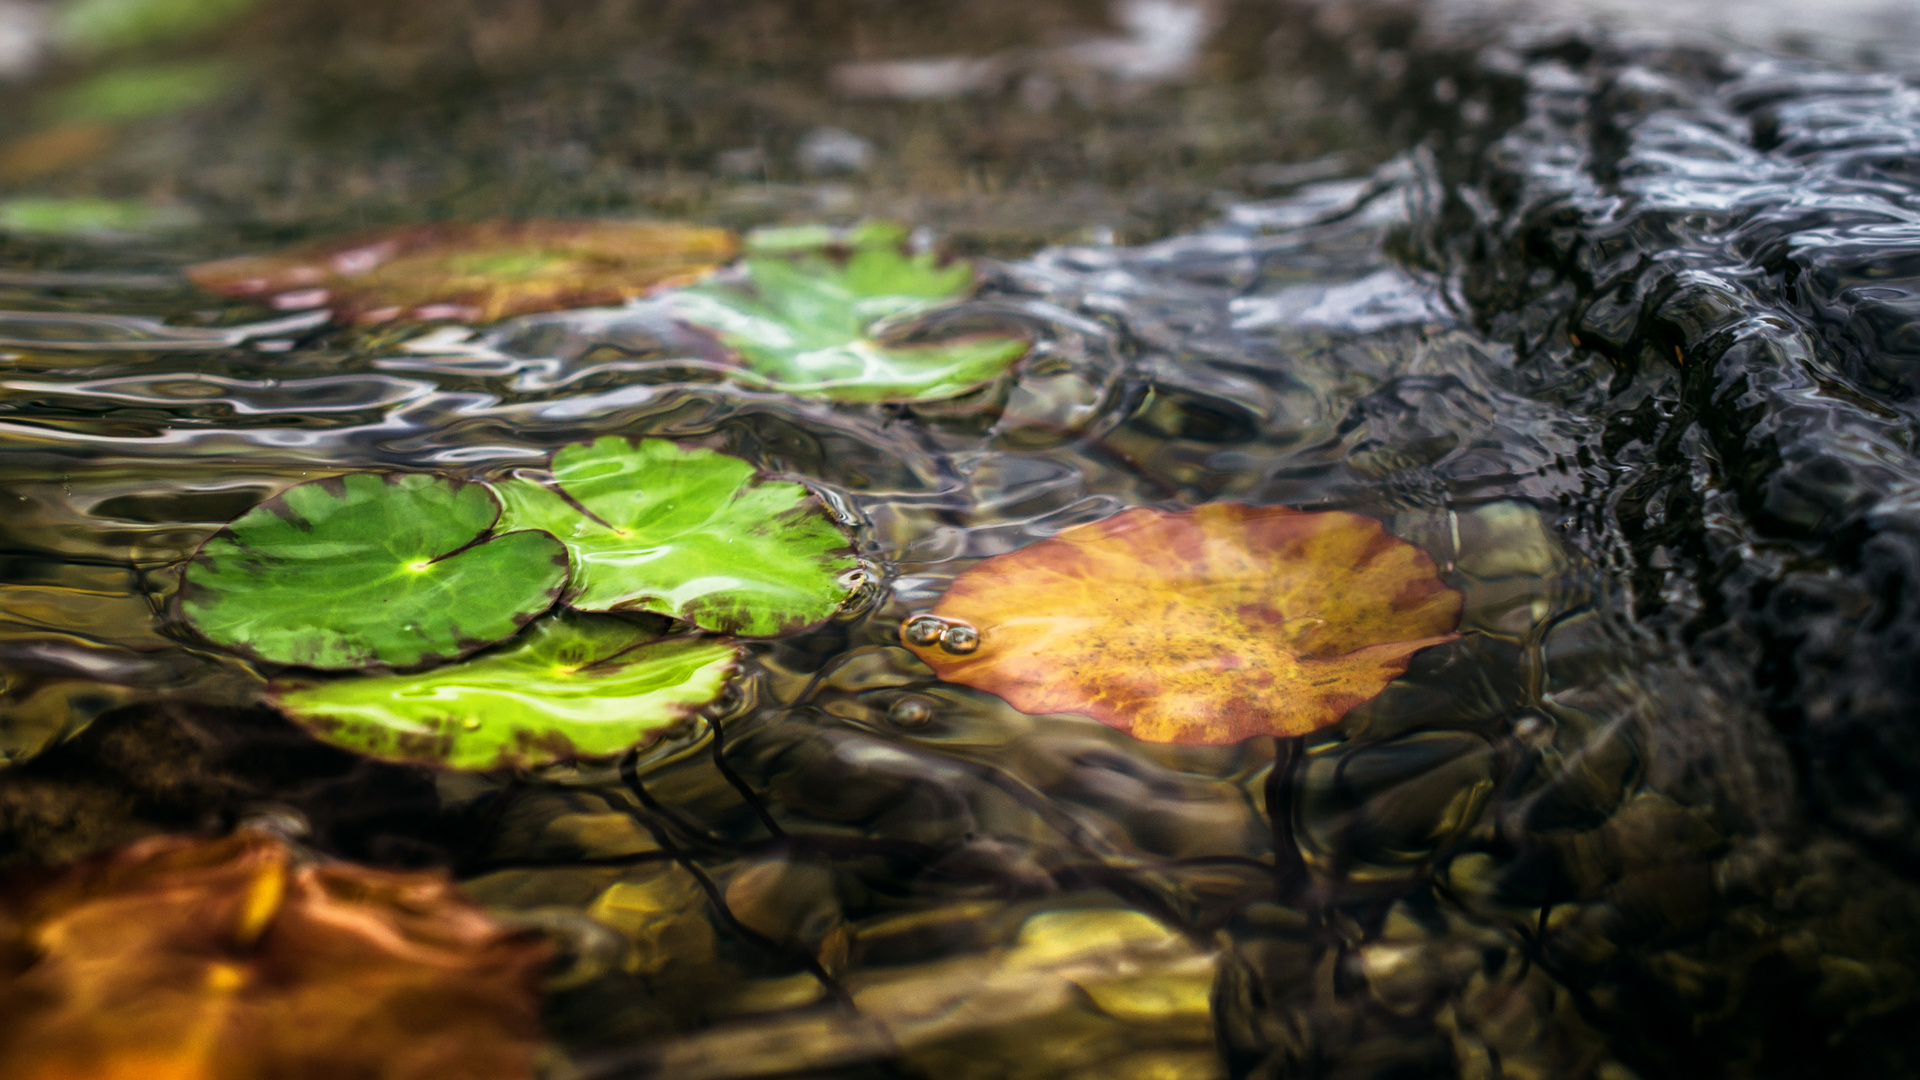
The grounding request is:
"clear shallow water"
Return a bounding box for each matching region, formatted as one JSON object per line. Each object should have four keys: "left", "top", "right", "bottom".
{"left": 4, "top": 3, "right": 1920, "bottom": 1079}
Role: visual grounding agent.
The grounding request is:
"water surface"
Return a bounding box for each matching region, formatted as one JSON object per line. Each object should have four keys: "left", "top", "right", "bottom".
{"left": 4, "top": 2, "right": 1920, "bottom": 1078}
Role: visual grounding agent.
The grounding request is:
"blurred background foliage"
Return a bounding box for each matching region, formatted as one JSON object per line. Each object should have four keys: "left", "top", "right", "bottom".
{"left": 0, "top": 0, "right": 1415, "bottom": 248}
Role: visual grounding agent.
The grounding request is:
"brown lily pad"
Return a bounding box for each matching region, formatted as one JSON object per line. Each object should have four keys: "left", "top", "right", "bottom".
{"left": 0, "top": 831, "right": 549, "bottom": 1080}
{"left": 188, "top": 220, "right": 737, "bottom": 323}
{"left": 901, "top": 503, "right": 1462, "bottom": 745}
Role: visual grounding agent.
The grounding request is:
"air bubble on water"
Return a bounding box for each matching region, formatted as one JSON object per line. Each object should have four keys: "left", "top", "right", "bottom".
{"left": 939, "top": 622, "right": 980, "bottom": 654}
{"left": 1511, "top": 714, "right": 1550, "bottom": 746}
{"left": 903, "top": 614, "right": 947, "bottom": 647}
{"left": 888, "top": 696, "right": 934, "bottom": 728}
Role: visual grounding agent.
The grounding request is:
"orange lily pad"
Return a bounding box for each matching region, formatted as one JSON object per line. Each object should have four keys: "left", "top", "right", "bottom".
{"left": 901, "top": 503, "right": 1462, "bottom": 745}
{"left": 0, "top": 831, "right": 549, "bottom": 1080}
{"left": 188, "top": 220, "right": 738, "bottom": 323}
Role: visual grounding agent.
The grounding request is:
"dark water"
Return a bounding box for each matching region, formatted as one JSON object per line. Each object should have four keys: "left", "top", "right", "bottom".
{"left": 5, "top": 2, "right": 1920, "bottom": 1078}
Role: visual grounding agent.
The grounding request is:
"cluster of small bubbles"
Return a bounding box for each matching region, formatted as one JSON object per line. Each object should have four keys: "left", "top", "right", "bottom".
{"left": 887, "top": 694, "right": 935, "bottom": 729}
{"left": 900, "top": 613, "right": 982, "bottom": 654}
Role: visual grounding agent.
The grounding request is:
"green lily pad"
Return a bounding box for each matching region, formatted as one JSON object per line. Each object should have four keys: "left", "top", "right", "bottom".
{"left": 275, "top": 613, "right": 741, "bottom": 770}
{"left": 182, "top": 472, "right": 567, "bottom": 670}
{"left": 670, "top": 223, "right": 1030, "bottom": 402}
{"left": 493, "top": 437, "right": 860, "bottom": 637}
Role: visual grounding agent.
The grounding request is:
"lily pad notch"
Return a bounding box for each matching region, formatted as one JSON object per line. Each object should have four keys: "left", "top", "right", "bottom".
{"left": 493, "top": 436, "right": 865, "bottom": 638}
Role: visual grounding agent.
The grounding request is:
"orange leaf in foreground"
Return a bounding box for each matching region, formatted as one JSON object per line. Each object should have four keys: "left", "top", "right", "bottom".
{"left": 0, "top": 831, "right": 549, "bottom": 1080}
{"left": 903, "top": 503, "right": 1463, "bottom": 745}
{"left": 189, "top": 219, "right": 737, "bottom": 323}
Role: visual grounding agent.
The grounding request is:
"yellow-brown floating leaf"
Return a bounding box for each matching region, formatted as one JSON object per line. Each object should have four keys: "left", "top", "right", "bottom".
{"left": 0, "top": 831, "right": 549, "bottom": 1080}
{"left": 188, "top": 220, "right": 737, "bottom": 323}
{"left": 902, "top": 503, "right": 1462, "bottom": 745}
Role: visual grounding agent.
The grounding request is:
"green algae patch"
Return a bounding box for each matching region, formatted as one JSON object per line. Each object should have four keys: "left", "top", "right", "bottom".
{"left": 671, "top": 223, "right": 1030, "bottom": 402}
{"left": 182, "top": 473, "right": 567, "bottom": 670}
{"left": 494, "top": 437, "right": 860, "bottom": 637}
{"left": 276, "top": 613, "right": 740, "bottom": 770}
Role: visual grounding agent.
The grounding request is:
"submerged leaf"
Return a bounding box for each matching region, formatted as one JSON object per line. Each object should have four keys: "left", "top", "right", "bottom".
{"left": 277, "top": 613, "right": 741, "bottom": 770}
{"left": 182, "top": 472, "right": 567, "bottom": 670}
{"left": 494, "top": 437, "right": 860, "bottom": 637}
{"left": 902, "top": 503, "right": 1462, "bottom": 745}
{"left": 188, "top": 220, "right": 737, "bottom": 323}
{"left": 670, "top": 223, "right": 1030, "bottom": 402}
{"left": 0, "top": 831, "right": 547, "bottom": 1080}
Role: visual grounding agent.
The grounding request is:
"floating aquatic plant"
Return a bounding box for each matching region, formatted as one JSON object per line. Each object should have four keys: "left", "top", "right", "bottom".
{"left": 0, "top": 831, "right": 547, "bottom": 1080}
{"left": 902, "top": 503, "right": 1462, "bottom": 744}
{"left": 494, "top": 436, "right": 861, "bottom": 637}
{"left": 277, "top": 613, "right": 741, "bottom": 770}
{"left": 188, "top": 220, "right": 737, "bottom": 323}
{"left": 181, "top": 472, "right": 567, "bottom": 670}
{"left": 183, "top": 439, "right": 857, "bottom": 766}
{"left": 670, "top": 222, "right": 1031, "bottom": 402}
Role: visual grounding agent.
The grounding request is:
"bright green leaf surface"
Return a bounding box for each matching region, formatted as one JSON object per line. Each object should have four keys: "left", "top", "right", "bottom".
{"left": 494, "top": 437, "right": 860, "bottom": 637}
{"left": 671, "top": 229, "right": 1029, "bottom": 402}
{"left": 276, "top": 614, "right": 741, "bottom": 770}
{"left": 183, "top": 472, "right": 567, "bottom": 670}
